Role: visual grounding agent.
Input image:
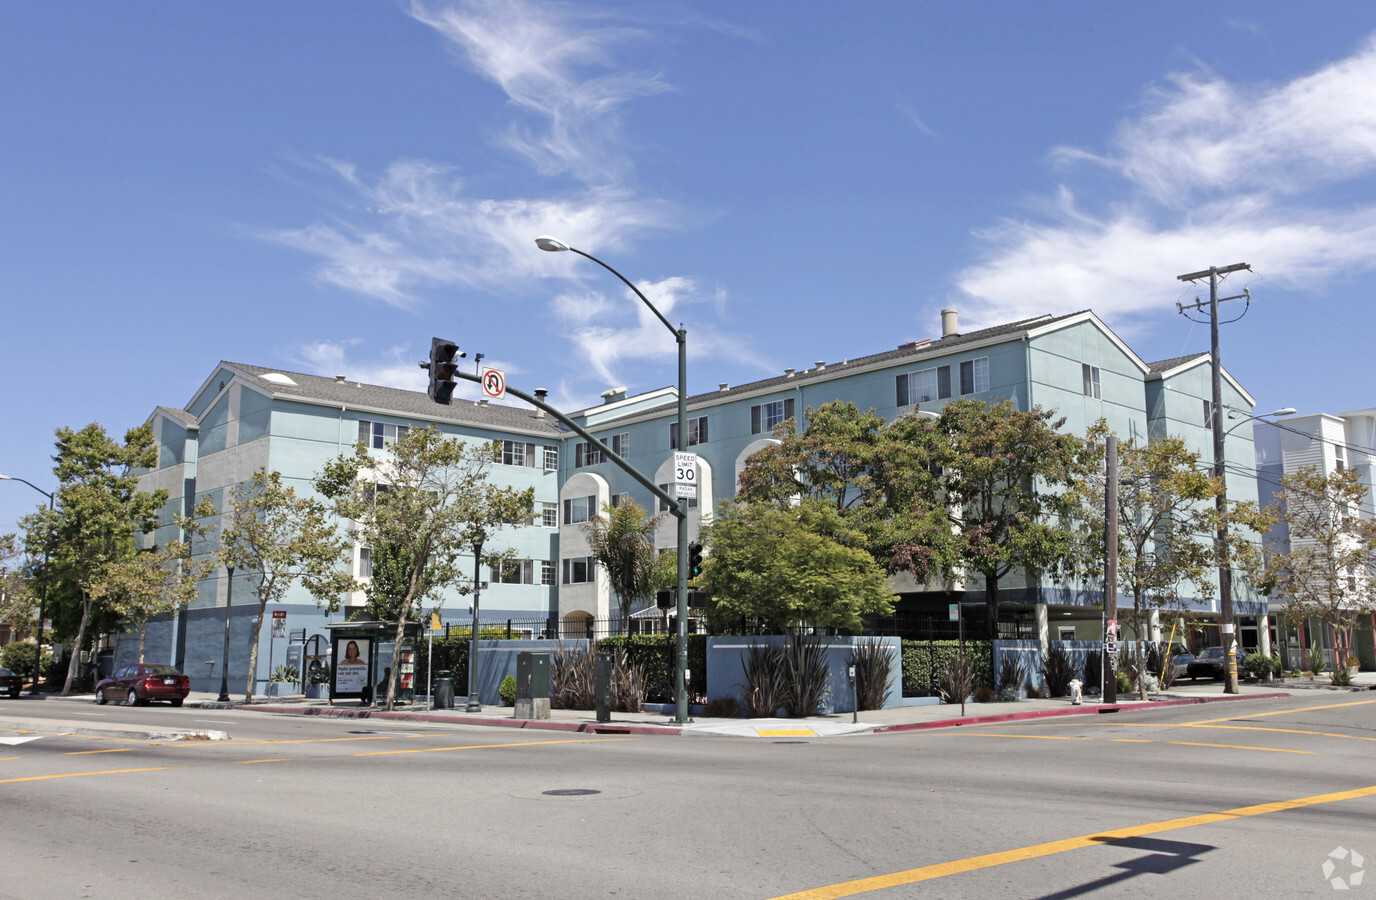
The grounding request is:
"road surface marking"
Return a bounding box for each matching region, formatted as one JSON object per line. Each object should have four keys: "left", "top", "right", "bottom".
{"left": 64, "top": 748, "right": 132, "bottom": 755}
{"left": 770, "top": 783, "right": 1376, "bottom": 899}
{"left": 1183, "top": 697, "right": 1376, "bottom": 725}
{"left": 354, "top": 736, "right": 633, "bottom": 756}
{"left": 955, "top": 732, "right": 1313, "bottom": 754}
{"left": 0, "top": 766, "right": 183, "bottom": 784}
{"left": 758, "top": 729, "right": 817, "bottom": 737}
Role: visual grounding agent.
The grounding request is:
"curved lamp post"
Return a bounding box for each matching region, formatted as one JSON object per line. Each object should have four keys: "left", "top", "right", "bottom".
{"left": 0, "top": 474, "right": 54, "bottom": 697}
{"left": 1215, "top": 406, "right": 1296, "bottom": 693}
{"left": 217, "top": 565, "right": 235, "bottom": 703}
{"left": 535, "top": 236, "right": 692, "bottom": 725}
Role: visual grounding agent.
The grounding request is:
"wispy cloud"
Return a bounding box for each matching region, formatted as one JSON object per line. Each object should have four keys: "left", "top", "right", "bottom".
{"left": 955, "top": 33, "right": 1376, "bottom": 331}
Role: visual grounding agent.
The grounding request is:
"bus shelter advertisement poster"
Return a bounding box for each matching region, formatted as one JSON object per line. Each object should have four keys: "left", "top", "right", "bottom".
{"left": 336, "top": 639, "right": 369, "bottom": 692}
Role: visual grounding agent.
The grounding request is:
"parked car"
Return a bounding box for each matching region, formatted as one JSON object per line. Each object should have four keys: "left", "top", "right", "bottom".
{"left": 0, "top": 666, "right": 23, "bottom": 698}
{"left": 1187, "top": 646, "right": 1232, "bottom": 680}
{"left": 1166, "top": 645, "right": 1196, "bottom": 680}
{"left": 95, "top": 664, "right": 191, "bottom": 707}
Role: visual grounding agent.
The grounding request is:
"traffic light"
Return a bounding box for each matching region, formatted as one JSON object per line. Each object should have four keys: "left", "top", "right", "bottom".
{"left": 656, "top": 588, "right": 674, "bottom": 610}
{"left": 688, "top": 541, "right": 704, "bottom": 579}
{"left": 420, "top": 337, "right": 465, "bottom": 404}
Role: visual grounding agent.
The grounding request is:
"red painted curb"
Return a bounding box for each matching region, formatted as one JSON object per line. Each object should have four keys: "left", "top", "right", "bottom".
{"left": 872, "top": 691, "right": 1292, "bottom": 734}
{"left": 241, "top": 704, "right": 683, "bottom": 736}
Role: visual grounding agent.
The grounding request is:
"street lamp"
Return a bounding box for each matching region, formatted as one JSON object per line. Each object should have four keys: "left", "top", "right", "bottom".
{"left": 1213, "top": 406, "right": 1296, "bottom": 693}
{"left": 535, "top": 235, "right": 692, "bottom": 725}
{"left": 1, "top": 474, "right": 54, "bottom": 697}
{"left": 217, "top": 565, "right": 235, "bottom": 703}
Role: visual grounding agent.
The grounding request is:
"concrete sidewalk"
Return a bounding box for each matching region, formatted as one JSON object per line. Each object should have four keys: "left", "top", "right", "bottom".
{"left": 7, "top": 671, "right": 1370, "bottom": 742}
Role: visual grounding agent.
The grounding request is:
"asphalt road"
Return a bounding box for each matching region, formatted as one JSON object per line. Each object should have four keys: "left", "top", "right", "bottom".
{"left": 3, "top": 694, "right": 1374, "bottom": 899}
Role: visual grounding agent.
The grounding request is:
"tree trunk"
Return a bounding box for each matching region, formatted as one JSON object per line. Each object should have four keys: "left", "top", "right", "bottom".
{"left": 243, "top": 600, "right": 267, "bottom": 703}
{"left": 985, "top": 574, "right": 999, "bottom": 640}
{"left": 386, "top": 601, "right": 413, "bottom": 712}
{"left": 61, "top": 594, "right": 94, "bottom": 696}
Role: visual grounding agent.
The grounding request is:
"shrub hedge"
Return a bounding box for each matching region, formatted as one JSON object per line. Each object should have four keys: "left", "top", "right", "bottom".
{"left": 901, "top": 640, "right": 993, "bottom": 697}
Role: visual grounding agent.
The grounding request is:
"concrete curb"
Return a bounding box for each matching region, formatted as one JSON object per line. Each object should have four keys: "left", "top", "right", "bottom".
{"left": 872, "top": 691, "right": 1293, "bottom": 733}
{"left": 0, "top": 718, "right": 229, "bottom": 742}
{"left": 244, "top": 704, "right": 685, "bottom": 736}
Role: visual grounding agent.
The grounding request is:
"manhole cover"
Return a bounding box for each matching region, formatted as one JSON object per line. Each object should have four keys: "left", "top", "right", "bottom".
{"left": 542, "top": 789, "right": 602, "bottom": 797}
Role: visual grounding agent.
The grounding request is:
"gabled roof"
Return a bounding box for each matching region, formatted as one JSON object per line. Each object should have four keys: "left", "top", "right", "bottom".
{"left": 149, "top": 405, "right": 199, "bottom": 429}
{"left": 184, "top": 362, "right": 564, "bottom": 436}
{"left": 1145, "top": 353, "right": 1257, "bottom": 407}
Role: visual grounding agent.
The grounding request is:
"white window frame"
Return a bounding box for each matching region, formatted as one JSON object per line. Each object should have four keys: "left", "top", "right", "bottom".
{"left": 959, "top": 357, "right": 989, "bottom": 395}
{"left": 542, "top": 445, "right": 559, "bottom": 471}
{"left": 751, "top": 398, "right": 795, "bottom": 434}
{"left": 670, "top": 416, "right": 709, "bottom": 449}
{"left": 562, "top": 557, "right": 592, "bottom": 584}
{"left": 1082, "top": 364, "right": 1101, "bottom": 399}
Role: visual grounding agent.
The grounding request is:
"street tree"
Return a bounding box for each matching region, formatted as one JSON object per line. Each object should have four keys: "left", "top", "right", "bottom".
{"left": 19, "top": 424, "right": 166, "bottom": 694}
{"left": 1078, "top": 423, "right": 1221, "bottom": 697}
{"left": 582, "top": 499, "right": 668, "bottom": 634}
{"left": 700, "top": 499, "right": 896, "bottom": 633}
{"left": 925, "top": 399, "right": 1093, "bottom": 638}
{"left": 0, "top": 533, "right": 37, "bottom": 642}
{"left": 735, "top": 400, "right": 959, "bottom": 582}
{"left": 90, "top": 498, "right": 218, "bottom": 663}
{"left": 316, "top": 427, "right": 533, "bottom": 710}
{"left": 1263, "top": 466, "right": 1376, "bottom": 681}
{"left": 220, "top": 469, "right": 357, "bottom": 703}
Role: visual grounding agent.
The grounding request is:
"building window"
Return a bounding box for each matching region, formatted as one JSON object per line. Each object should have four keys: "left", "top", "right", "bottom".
{"left": 1203, "top": 399, "right": 1215, "bottom": 429}
{"left": 610, "top": 432, "right": 630, "bottom": 457}
{"left": 537, "top": 502, "right": 558, "bottom": 527}
{"left": 670, "top": 416, "right": 709, "bottom": 449}
{"left": 897, "top": 367, "right": 943, "bottom": 407}
{"left": 751, "top": 398, "right": 795, "bottom": 434}
{"left": 1336, "top": 445, "right": 1346, "bottom": 471}
{"left": 358, "top": 547, "right": 373, "bottom": 578}
{"left": 358, "top": 421, "right": 410, "bottom": 449}
{"left": 563, "top": 495, "right": 596, "bottom": 525}
{"left": 541, "top": 560, "right": 556, "bottom": 586}
{"left": 574, "top": 441, "right": 606, "bottom": 468}
{"left": 609, "top": 492, "right": 632, "bottom": 509}
{"left": 562, "top": 557, "right": 591, "bottom": 584}
{"left": 542, "top": 445, "right": 559, "bottom": 471}
{"left": 492, "top": 559, "right": 535, "bottom": 585}
{"left": 959, "top": 358, "right": 989, "bottom": 395}
{"left": 1082, "top": 364, "right": 1101, "bottom": 399}
{"left": 502, "top": 440, "right": 537, "bottom": 467}
{"left": 658, "top": 484, "right": 699, "bottom": 511}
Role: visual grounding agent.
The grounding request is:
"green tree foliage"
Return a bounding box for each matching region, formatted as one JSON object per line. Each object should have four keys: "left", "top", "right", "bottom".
{"left": 20, "top": 424, "right": 166, "bottom": 694}
{"left": 735, "top": 401, "right": 958, "bottom": 580}
{"left": 700, "top": 499, "right": 896, "bottom": 633}
{"left": 924, "top": 400, "right": 1093, "bottom": 637}
{"left": 316, "top": 427, "right": 533, "bottom": 710}
{"left": 581, "top": 499, "right": 669, "bottom": 634}
{"left": 220, "top": 469, "right": 357, "bottom": 703}
{"left": 1263, "top": 467, "right": 1376, "bottom": 680}
{"left": 0, "top": 533, "right": 37, "bottom": 642}
{"left": 359, "top": 543, "right": 417, "bottom": 623}
{"left": 1077, "top": 423, "right": 1221, "bottom": 697}
{"left": 90, "top": 498, "right": 218, "bottom": 663}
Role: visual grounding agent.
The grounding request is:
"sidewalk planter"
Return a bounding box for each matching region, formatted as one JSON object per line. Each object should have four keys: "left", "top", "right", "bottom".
{"left": 305, "top": 684, "right": 329, "bottom": 699}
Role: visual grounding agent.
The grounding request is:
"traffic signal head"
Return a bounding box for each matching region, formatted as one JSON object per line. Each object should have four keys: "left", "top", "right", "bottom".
{"left": 422, "top": 337, "right": 465, "bottom": 404}
{"left": 688, "top": 541, "right": 704, "bottom": 579}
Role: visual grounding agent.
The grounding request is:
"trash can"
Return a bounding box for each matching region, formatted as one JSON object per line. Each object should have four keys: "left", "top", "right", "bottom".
{"left": 595, "top": 652, "right": 612, "bottom": 723}
{"left": 434, "top": 670, "right": 455, "bottom": 709}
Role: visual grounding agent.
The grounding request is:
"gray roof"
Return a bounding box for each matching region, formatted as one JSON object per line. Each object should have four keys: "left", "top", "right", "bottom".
{"left": 218, "top": 362, "right": 565, "bottom": 436}
{"left": 1146, "top": 353, "right": 1210, "bottom": 375}
{"left": 152, "top": 405, "right": 199, "bottom": 428}
{"left": 589, "top": 310, "right": 1083, "bottom": 427}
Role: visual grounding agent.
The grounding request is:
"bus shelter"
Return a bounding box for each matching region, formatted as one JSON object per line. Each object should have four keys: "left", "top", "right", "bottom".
{"left": 323, "top": 621, "right": 421, "bottom": 705}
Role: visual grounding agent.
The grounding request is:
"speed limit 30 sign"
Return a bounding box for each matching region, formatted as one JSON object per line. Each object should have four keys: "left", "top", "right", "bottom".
{"left": 673, "top": 452, "right": 698, "bottom": 499}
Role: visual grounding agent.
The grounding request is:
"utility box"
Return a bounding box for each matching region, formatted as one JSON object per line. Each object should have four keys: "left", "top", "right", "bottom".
{"left": 514, "top": 651, "right": 550, "bottom": 720}
{"left": 595, "top": 652, "right": 612, "bottom": 723}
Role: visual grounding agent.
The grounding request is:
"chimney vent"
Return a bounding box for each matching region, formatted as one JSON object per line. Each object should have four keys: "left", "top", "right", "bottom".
{"left": 533, "top": 389, "right": 548, "bottom": 418}
{"left": 335, "top": 374, "right": 346, "bottom": 383}
{"left": 941, "top": 308, "right": 960, "bottom": 338}
{"left": 785, "top": 368, "right": 795, "bottom": 378}
{"left": 718, "top": 382, "right": 730, "bottom": 392}
{"left": 815, "top": 360, "right": 826, "bottom": 371}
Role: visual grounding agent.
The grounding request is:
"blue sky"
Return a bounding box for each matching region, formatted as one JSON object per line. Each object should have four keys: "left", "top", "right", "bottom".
{"left": 4, "top": 1, "right": 1376, "bottom": 535}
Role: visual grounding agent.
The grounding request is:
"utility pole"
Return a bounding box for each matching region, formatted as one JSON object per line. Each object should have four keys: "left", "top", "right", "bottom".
{"left": 1104, "top": 435, "right": 1118, "bottom": 705}
{"left": 1177, "top": 261, "right": 1251, "bottom": 694}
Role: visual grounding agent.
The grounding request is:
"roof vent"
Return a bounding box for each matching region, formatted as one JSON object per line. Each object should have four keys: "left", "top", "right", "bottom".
{"left": 784, "top": 368, "right": 795, "bottom": 378}
{"left": 941, "top": 308, "right": 960, "bottom": 339}
{"left": 719, "top": 382, "right": 730, "bottom": 392}
{"left": 814, "top": 361, "right": 826, "bottom": 371}
{"left": 335, "top": 374, "right": 346, "bottom": 383}
{"left": 601, "top": 386, "right": 627, "bottom": 405}
{"left": 533, "top": 389, "right": 548, "bottom": 418}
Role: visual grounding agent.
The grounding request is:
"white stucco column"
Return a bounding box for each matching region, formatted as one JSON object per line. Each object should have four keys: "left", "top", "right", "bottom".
{"left": 1259, "top": 614, "right": 1272, "bottom": 658}
{"left": 1035, "top": 602, "right": 1049, "bottom": 656}
{"left": 1148, "top": 609, "right": 1161, "bottom": 643}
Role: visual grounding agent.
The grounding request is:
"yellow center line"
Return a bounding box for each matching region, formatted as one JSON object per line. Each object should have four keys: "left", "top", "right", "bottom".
{"left": 354, "top": 736, "right": 633, "bottom": 756}
{"left": 1164, "top": 740, "right": 1314, "bottom": 754}
{"left": 771, "top": 783, "right": 1376, "bottom": 899}
{"left": 236, "top": 759, "right": 290, "bottom": 764}
{"left": 0, "top": 766, "right": 183, "bottom": 784}
{"left": 64, "top": 748, "right": 133, "bottom": 755}
{"left": 1183, "top": 697, "right": 1376, "bottom": 725}
{"left": 957, "top": 732, "right": 1313, "bottom": 754}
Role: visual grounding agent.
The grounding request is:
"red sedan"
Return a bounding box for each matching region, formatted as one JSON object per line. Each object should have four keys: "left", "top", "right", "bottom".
{"left": 95, "top": 664, "right": 191, "bottom": 707}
